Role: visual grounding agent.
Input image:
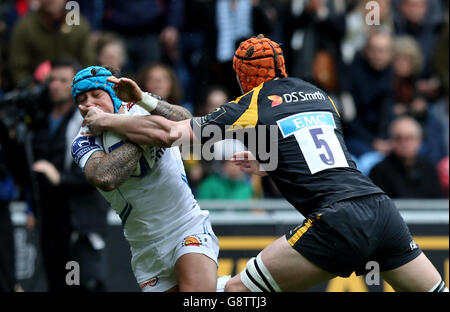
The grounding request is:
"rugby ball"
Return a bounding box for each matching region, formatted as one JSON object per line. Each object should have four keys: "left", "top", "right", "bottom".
{"left": 102, "top": 130, "right": 155, "bottom": 177}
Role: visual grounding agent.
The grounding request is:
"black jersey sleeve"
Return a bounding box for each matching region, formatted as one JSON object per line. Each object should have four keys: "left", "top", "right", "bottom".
{"left": 190, "top": 83, "right": 264, "bottom": 144}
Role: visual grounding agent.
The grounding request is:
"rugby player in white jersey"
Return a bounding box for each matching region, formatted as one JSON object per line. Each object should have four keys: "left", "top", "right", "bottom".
{"left": 70, "top": 66, "right": 219, "bottom": 292}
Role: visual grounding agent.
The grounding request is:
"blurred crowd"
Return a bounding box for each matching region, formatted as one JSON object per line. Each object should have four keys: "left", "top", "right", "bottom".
{"left": 0, "top": 0, "right": 448, "bottom": 291}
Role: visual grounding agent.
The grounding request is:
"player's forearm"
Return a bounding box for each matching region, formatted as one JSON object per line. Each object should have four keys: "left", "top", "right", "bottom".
{"left": 85, "top": 143, "right": 142, "bottom": 191}
{"left": 136, "top": 92, "right": 191, "bottom": 121}
{"left": 152, "top": 99, "right": 192, "bottom": 121}
{"left": 102, "top": 114, "right": 178, "bottom": 147}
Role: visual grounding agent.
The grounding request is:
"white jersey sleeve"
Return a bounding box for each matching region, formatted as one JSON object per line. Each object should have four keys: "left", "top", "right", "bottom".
{"left": 126, "top": 102, "right": 151, "bottom": 116}
{"left": 71, "top": 127, "right": 104, "bottom": 170}
{"left": 71, "top": 104, "right": 146, "bottom": 169}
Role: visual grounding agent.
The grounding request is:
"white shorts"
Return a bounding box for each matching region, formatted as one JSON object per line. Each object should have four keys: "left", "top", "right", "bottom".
{"left": 132, "top": 211, "right": 219, "bottom": 292}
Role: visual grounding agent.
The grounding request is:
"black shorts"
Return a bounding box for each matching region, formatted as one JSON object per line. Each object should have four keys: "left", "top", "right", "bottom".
{"left": 285, "top": 194, "right": 422, "bottom": 277}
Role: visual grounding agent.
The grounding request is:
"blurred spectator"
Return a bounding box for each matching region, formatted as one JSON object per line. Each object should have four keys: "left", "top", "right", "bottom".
{"left": 341, "top": 0, "right": 394, "bottom": 64}
{"left": 391, "top": 35, "right": 423, "bottom": 115}
{"left": 393, "top": 0, "right": 445, "bottom": 71}
{"left": 178, "top": 0, "right": 281, "bottom": 106}
{"left": 197, "top": 160, "right": 254, "bottom": 200}
{"left": 341, "top": 30, "right": 394, "bottom": 157}
{"left": 0, "top": 119, "right": 20, "bottom": 292}
{"left": 0, "top": 0, "right": 41, "bottom": 43}
{"left": 1, "top": 0, "right": 39, "bottom": 92}
{"left": 390, "top": 35, "right": 446, "bottom": 165}
{"left": 77, "top": 0, "right": 103, "bottom": 36}
{"left": 219, "top": 0, "right": 282, "bottom": 52}
{"left": 429, "top": 97, "right": 449, "bottom": 157}
{"left": 215, "top": 0, "right": 281, "bottom": 97}
{"left": 96, "top": 32, "right": 126, "bottom": 75}
{"left": 429, "top": 13, "right": 449, "bottom": 157}
{"left": 102, "top": 0, "right": 184, "bottom": 73}
{"left": 213, "top": 0, "right": 254, "bottom": 98}
{"left": 282, "top": 0, "right": 347, "bottom": 93}
{"left": 216, "top": 0, "right": 252, "bottom": 65}
{"left": 436, "top": 156, "right": 449, "bottom": 198}
{"left": 177, "top": 0, "right": 216, "bottom": 110}
{"left": 252, "top": 0, "right": 283, "bottom": 40}
{"left": 196, "top": 139, "right": 254, "bottom": 200}
{"left": 136, "top": 63, "right": 185, "bottom": 109}
{"left": 197, "top": 85, "right": 230, "bottom": 115}
{"left": 393, "top": 0, "right": 445, "bottom": 100}
{"left": 8, "top": 0, "right": 95, "bottom": 87}
{"left": 369, "top": 116, "right": 443, "bottom": 198}
{"left": 184, "top": 86, "right": 231, "bottom": 194}
{"left": 29, "top": 59, "right": 109, "bottom": 291}
{"left": 410, "top": 96, "right": 446, "bottom": 165}
{"left": 432, "top": 10, "right": 449, "bottom": 98}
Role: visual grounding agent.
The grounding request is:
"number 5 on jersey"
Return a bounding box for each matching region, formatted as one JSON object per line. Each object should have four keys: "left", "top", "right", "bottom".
{"left": 277, "top": 112, "right": 349, "bottom": 174}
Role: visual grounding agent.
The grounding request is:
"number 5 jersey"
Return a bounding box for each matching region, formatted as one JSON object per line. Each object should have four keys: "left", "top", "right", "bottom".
{"left": 191, "top": 77, "right": 384, "bottom": 217}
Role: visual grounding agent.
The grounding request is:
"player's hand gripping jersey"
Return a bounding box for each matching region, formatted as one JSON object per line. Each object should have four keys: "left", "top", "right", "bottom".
{"left": 72, "top": 104, "right": 218, "bottom": 290}
{"left": 191, "top": 77, "right": 384, "bottom": 217}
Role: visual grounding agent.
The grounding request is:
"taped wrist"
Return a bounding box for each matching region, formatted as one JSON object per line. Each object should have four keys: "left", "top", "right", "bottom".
{"left": 136, "top": 92, "right": 159, "bottom": 112}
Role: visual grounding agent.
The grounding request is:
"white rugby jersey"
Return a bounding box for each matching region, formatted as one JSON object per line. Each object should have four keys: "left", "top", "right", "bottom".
{"left": 71, "top": 104, "right": 205, "bottom": 246}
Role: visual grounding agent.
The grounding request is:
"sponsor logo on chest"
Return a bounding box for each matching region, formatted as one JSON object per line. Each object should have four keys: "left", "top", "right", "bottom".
{"left": 282, "top": 91, "right": 326, "bottom": 103}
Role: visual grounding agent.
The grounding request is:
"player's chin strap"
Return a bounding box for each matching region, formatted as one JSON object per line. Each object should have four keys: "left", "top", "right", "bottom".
{"left": 239, "top": 253, "right": 282, "bottom": 292}
{"left": 428, "top": 279, "right": 449, "bottom": 292}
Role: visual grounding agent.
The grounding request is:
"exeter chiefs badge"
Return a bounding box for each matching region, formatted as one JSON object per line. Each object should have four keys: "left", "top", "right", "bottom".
{"left": 140, "top": 277, "right": 159, "bottom": 288}
{"left": 182, "top": 235, "right": 202, "bottom": 247}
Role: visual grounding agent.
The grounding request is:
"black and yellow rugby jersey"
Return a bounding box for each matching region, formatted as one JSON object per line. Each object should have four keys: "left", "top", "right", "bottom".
{"left": 191, "top": 77, "right": 384, "bottom": 216}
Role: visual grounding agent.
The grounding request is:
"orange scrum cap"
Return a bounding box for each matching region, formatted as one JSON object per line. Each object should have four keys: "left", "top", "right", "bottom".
{"left": 233, "top": 34, "right": 287, "bottom": 93}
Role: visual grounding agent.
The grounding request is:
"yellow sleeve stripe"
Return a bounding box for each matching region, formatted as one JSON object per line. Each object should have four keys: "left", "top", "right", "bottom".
{"left": 227, "top": 83, "right": 264, "bottom": 131}
{"left": 229, "top": 93, "right": 247, "bottom": 104}
{"left": 328, "top": 96, "right": 341, "bottom": 119}
{"left": 229, "top": 86, "right": 257, "bottom": 104}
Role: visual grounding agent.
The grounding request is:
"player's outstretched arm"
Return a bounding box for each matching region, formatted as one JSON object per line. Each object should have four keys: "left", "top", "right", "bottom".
{"left": 83, "top": 106, "right": 193, "bottom": 148}
{"left": 151, "top": 97, "right": 192, "bottom": 121}
{"left": 84, "top": 143, "right": 143, "bottom": 192}
{"left": 106, "top": 76, "right": 192, "bottom": 121}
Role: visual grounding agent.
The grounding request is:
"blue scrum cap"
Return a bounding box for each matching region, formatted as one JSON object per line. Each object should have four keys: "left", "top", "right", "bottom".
{"left": 71, "top": 66, "right": 122, "bottom": 113}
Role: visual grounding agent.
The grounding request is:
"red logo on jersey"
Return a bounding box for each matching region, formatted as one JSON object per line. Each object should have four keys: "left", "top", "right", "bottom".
{"left": 140, "top": 277, "right": 159, "bottom": 288}
{"left": 268, "top": 95, "right": 283, "bottom": 107}
{"left": 126, "top": 102, "right": 135, "bottom": 110}
{"left": 182, "top": 235, "right": 202, "bottom": 247}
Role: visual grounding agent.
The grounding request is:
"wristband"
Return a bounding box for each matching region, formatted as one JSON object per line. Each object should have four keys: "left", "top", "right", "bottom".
{"left": 136, "top": 92, "right": 158, "bottom": 112}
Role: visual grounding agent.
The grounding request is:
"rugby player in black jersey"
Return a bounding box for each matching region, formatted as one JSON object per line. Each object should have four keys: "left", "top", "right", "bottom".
{"left": 81, "top": 35, "right": 448, "bottom": 292}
